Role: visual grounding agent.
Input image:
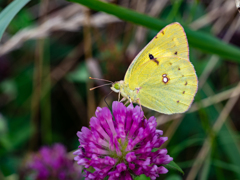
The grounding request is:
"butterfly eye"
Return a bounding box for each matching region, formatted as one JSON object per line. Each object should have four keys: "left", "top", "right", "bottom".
{"left": 114, "top": 83, "right": 120, "bottom": 90}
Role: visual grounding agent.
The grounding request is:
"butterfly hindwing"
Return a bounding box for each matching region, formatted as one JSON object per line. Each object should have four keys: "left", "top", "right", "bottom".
{"left": 136, "top": 56, "right": 198, "bottom": 114}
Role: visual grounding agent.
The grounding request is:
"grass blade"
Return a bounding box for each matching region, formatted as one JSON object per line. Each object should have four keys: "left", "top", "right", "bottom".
{"left": 69, "top": 0, "right": 240, "bottom": 62}
{"left": 165, "top": 161, "right": 184, "bottom": 174}
{"left": 0, "top": 0, "right": 30, "bottom": 40}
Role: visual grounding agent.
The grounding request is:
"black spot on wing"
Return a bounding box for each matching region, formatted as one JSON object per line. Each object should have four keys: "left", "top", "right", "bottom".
{"left": 149, "top": 54, "right": 154, "bottom": 59}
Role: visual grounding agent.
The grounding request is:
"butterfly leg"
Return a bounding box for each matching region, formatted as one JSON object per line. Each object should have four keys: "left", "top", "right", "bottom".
{"left": 123, "top": 96, "right": 132, "bottom": 106}
{"left": 118, "top": 92, "right": 121, "bottom": 101}
{"left": 137, "top": 98, "right": 147, "bottom": 119}
{"left": 124, "top": 100, "right": 130, "bottom": 106}
{"left": 120, "top": 97, "right": 126, "bottom": 102}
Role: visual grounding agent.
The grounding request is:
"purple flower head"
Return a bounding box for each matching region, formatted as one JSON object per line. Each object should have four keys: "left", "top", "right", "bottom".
{"left": 74, "top": 101, "right": 173, "bottom": 180}
{"left": 22, "top": 143, "right": 83, "bottom": 180}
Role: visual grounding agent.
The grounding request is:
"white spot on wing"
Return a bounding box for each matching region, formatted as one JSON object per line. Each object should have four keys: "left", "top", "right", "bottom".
{"left": 163, "top": 77, "right": 168, "bottom": 83}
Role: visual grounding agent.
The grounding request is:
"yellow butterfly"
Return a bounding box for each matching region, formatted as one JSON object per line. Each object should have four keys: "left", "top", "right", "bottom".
{"left": 108, "top": 22, "right": 198, "bottom": 115}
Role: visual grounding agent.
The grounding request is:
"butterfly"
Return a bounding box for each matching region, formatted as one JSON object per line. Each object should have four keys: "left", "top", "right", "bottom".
{"left": 92, "top": 22, "right": 198, "bottom": 115}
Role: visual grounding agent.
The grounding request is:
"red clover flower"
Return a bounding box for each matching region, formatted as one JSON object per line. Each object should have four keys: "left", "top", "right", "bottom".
{"left": 22, "top": 143, "right": 82, "bottom": 180}
{"left": 74, "top": 101, "right": 173, "bottom": 180}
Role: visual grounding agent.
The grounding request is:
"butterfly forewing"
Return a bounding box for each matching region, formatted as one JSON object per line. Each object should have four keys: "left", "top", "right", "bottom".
{"left": 124, "top": 22, "right": 189, "bottom": 86}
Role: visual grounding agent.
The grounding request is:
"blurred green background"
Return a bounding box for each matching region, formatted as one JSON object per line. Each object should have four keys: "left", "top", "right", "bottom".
{"left": 0, "top": 0, "right": 240, "bottom": 179}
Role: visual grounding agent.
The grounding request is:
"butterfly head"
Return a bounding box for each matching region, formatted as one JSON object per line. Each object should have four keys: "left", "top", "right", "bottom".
{"left": 111, "top": 81, "right": 124, "bottom": 93}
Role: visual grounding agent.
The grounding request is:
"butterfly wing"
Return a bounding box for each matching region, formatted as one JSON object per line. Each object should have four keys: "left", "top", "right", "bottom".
{"left": 124, "top": 22, "right": 189, "bottom": 87}
{"left": 135, "top": 56, "right": 197, "bottom": 114}
{"left": 123, "top": 22, "right": 197, "bottom": 114}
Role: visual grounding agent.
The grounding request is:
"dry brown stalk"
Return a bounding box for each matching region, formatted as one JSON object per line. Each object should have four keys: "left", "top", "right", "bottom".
{"left": 30, "top": 0, "right": 50, "bottom": 150}
{"left": 185, "top": 11, "right": 240, "bottom": 179}
{"left": 189, "top": 0, "right": 238, "bottom": 35}
{"left": 0, "top": 10, "right": 121, "bottom": 56}
{"left": 83, "top": 9, "right": 96, "bottom": 122}
{"left": 157, "top": 81, "right": 240, "bottom": 126}
{"left": 186, "top": 82, "right": 240, "bottom": 180}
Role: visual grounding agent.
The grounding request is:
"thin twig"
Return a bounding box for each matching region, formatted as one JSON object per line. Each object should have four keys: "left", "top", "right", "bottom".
{"left": 30, "top": 0, "right": 49, "bottom": 149}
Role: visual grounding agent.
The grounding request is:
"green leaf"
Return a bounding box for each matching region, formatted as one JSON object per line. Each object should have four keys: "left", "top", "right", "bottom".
{"left": 66, "top": 62, "right": 89, "bottom": 83}
{"left": 0, "top": 156, "right": 20, "bottom": 176}
{"left": 212, "top": 159, "right": 240, "bottom": 174}
{"left": 8, "top": 9, "right": 33, "bottom": 34}
{"left": 165, "top": 174, "right": 183, "bottom": 180}
{"left": 69, "top": 0, "right": 240, "bottom": 62}
{"left": 218, "top": 122, "right": 240, "bottom": 178}
{"left": 165, "top": 161, "right": 184, "bottom": 174}
{"left": 0, "top": 0, "right": 31, "bottom": 40}
{"left": 0, "top": 80, "right": 17, "bottom": 99}
{"left": 134, "top": 174, "right": 151, "bottom": 180}
{"left": 170, "top": 137, "right": 204, "bottom": 156}
{"left": 0, "top": 114, "right": 7, "bottom": 136}
{"left": 199, "top": 151, "right": 211, "bottom": 180}
{"left": 0, "top": 116, "right": 33, "bottom": 157}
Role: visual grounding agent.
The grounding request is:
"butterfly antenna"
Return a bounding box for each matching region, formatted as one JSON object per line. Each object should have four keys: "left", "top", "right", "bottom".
{"left": 89, "top": 77, "right": 113, "bottom": 83}
{"left": 90, "top": 83, "right": 113, "bottom": 91}
{"left": 104, "top": 91, "right": 113, "bottom": 110}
